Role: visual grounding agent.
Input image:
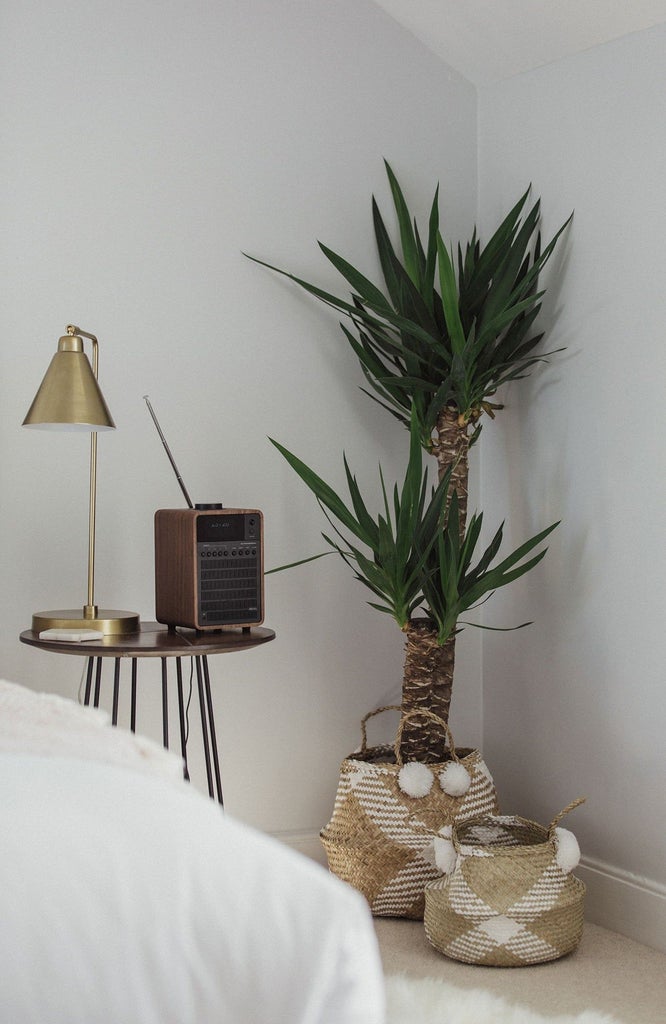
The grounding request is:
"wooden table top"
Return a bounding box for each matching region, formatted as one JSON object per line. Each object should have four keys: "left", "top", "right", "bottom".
{"left": 19, "top": 621, "right": 276, "bottom": 658}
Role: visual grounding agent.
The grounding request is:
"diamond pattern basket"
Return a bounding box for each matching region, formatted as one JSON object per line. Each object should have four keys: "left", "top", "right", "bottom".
{"left": 320, "top": 706, "right": 499, "bottom": 919}
{"left": 424, "top": 799, "right": 586, "bottom": 965}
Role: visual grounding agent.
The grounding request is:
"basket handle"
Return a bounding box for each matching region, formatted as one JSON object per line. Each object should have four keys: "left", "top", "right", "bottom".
{"left": 548, "top": 797, "right": 586, "bottom": 837}
{"left": 394, "top": 709, "right": 460, "bottom": 767}
{"left": 359, "top": 704, "right": 460, "bottom": 767}
{"left": 359, "top": 704, "right": 402, "bottom": 754}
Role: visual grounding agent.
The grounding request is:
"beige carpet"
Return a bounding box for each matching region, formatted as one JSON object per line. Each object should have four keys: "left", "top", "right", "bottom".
{"left": 375, "top": 919, "right": 665, "bottom": 1024}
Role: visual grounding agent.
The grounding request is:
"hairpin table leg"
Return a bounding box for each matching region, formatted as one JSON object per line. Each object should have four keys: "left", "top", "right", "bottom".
{"left": 84, "top": 658, "right": 94, "bottom": 705}
{"left": 130, "top": 659, "right": 137, "bottom": 732}
{"left": 175, "top": 657, "right": 190, "bottom": 782}
{"left": 202, "top": 656, "right": 223, "bottom": 806}
{"left": 112, "top": 658, "right": 120, "bottom": 726}
{"left": 160, "top": 658, "right": 169, "bottom": 748}
{"left": 195, "top": 656, "right": 214, "bottom": 800}
{"left": 93, "top": 659, "right": 102, "bottom": 707}
{"left": 72, "top": 647, "right": 228, "bottom": 805}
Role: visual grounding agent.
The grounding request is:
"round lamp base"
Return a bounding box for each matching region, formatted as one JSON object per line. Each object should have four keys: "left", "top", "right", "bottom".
{"left": 32, "top": 609, "right": 140, "bottom": 636}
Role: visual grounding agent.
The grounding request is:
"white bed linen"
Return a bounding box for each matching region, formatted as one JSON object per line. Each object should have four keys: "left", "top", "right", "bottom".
{"left": 0, "top": 685, "right": 386, "bottom": 1024}
{"left": 0, "top": 677, "right": 185, "bottom": 783}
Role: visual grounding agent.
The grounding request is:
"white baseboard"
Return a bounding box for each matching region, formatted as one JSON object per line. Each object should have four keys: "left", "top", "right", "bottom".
{"left": 274, "top": 830, "right": 666, "bottom": 954}
{"left": 271, "top": 828, "right": 328, "bottom": 866}
{"left": 578, "top": 854, "right": 666, "bottom": 954}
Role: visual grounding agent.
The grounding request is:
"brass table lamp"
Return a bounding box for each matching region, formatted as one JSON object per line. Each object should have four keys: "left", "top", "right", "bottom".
{"left": 23, "top": 325, "right": 140, "bottom": 635}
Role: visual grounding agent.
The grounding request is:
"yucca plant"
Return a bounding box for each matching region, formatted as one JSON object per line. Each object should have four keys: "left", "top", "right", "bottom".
{"left": 271, "top": 413, "right": 557, "bottom": 759}
{"left": 249, "top": 165, "right": 568, "bottom": 757}
{"left": 248, "top": 161, "right": 570, "bottom": 537}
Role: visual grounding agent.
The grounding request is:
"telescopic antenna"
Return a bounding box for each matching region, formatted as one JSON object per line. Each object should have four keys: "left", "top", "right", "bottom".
{"left": 143, "top": 396, "right": 194, "bottom": 509}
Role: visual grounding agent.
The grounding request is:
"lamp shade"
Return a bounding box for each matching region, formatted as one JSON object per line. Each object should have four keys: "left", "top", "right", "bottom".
{"left": 23, "top": 333, "right": 115, "bottom": 431}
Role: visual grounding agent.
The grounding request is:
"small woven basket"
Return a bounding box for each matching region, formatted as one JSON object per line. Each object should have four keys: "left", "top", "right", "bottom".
{"left": 424, "top": 799, "right": 586, "bottom": 966}
{"left": 321, "top": 706, "right": 498, "bottom": 919}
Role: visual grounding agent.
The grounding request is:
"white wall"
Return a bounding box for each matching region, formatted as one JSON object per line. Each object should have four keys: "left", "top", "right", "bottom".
{"left": 478, "top": 25, "right": 666, "bottom": 948}
{"left": 0, "top": 0, "right": 479, "bottom": 835}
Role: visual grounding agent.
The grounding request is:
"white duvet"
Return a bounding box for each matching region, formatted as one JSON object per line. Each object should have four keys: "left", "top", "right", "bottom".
{"left": 0, "top": 681, "right": 386, "bottom": 1024}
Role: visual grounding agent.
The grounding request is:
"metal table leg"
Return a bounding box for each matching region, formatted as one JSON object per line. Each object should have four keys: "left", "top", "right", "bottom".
{"left": 195, "top": 656, "right": 213, "bottom": 800}
{"left": 93, "top": 659, "right": 102, "bottom": 707}
{"left": 112, "top": 658, "right": 120, "bottom": 726}
{"left": 130, "top": 659, "right": 137, "bottom": 733}
{"left": 84, "top": 658, "right": 94, "bottom": 705}
{"left": 160, "top": 657, "right": 169, "bottom": 748}
{"left": 202, "top": 656, "right": 223, "bottom": 805}
{"left": 194, "top": 656, "right": 223, "bottom": 805}
{"left": 175, "top": 657, "right": 190, "bottom": 782}
{"left": 80, "top": 653, "right": 223, "bottom": 805}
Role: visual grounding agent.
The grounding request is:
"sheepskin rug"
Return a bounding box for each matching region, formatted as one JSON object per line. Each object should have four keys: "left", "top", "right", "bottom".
{"left": 385, "top": 975, "right": 621, "bottom": 1024}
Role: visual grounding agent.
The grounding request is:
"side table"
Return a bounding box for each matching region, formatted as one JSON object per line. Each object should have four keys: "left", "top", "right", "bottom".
{"left": 19, "top": 622, "right": 275, "bottom": 806}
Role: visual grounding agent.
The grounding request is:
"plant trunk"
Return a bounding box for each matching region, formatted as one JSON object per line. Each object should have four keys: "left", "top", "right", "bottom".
{"left": 398, "top": 406, "right": 470, "bottom": 761}
{"left": 432, "top": 405, "right": 471, "bottom": 541}
{"left": 400, "top": 619, "right": 455, "bottom": 762}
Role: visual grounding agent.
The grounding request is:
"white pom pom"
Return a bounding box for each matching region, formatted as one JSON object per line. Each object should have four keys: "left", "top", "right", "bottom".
{"left": 554, "top": 827, "right": 581, "bottom": 873}
{"left": 438, "top": 762, "right": 471, "bottom": 797}
{"left": 397, "top": 761, "right": 434, "bottom": 798}
{"left": 434, "top": 836, "right": 457, "bottom": 874}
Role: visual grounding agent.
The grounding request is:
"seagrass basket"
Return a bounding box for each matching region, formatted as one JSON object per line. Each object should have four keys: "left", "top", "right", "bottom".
{"left": 424, "top": 799, "right": 586, "bottom": 966}
{"left": 321, "top": 706, "right": 499, "bottom": 919}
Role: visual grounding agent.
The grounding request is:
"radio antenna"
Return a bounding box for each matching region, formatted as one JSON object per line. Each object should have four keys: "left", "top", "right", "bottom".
{"left": 143, "top": 396, "right": 194, "bottom": 509}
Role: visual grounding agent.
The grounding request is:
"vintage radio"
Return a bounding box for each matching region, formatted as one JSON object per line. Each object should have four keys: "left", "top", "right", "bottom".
{"left": 144, "top": 396, "right": 264, "bottom": 631}
{"left": 154, "top": 507, "right": 264, "bottom": 631}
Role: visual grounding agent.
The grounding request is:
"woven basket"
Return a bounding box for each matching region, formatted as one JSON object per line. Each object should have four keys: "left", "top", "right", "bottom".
{"left": 321, "top": 706, "right": 499, "bottom": 919}
{"left": 424, "top": 799, "right": 586, "bottom": 966}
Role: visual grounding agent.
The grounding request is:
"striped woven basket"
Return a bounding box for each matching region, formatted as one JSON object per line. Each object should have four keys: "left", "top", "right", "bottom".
{"left": 320, "top": 706, "right": 499, "bottom": 919}
{"left": 424, "top": 799, "right": 586, "bottom": 965}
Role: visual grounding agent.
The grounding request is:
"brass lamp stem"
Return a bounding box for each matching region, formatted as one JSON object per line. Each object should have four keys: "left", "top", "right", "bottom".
{"left": 85, "top": 430, "right": 98, "bottom": 618}
{"left": 68, "top": 326, "right": 99, "bottom": 618}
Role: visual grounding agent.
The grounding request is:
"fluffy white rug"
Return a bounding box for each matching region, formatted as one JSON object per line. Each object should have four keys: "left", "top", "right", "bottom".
{"left": 385, "top": 975, "right": 621, "bottom": 1024}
